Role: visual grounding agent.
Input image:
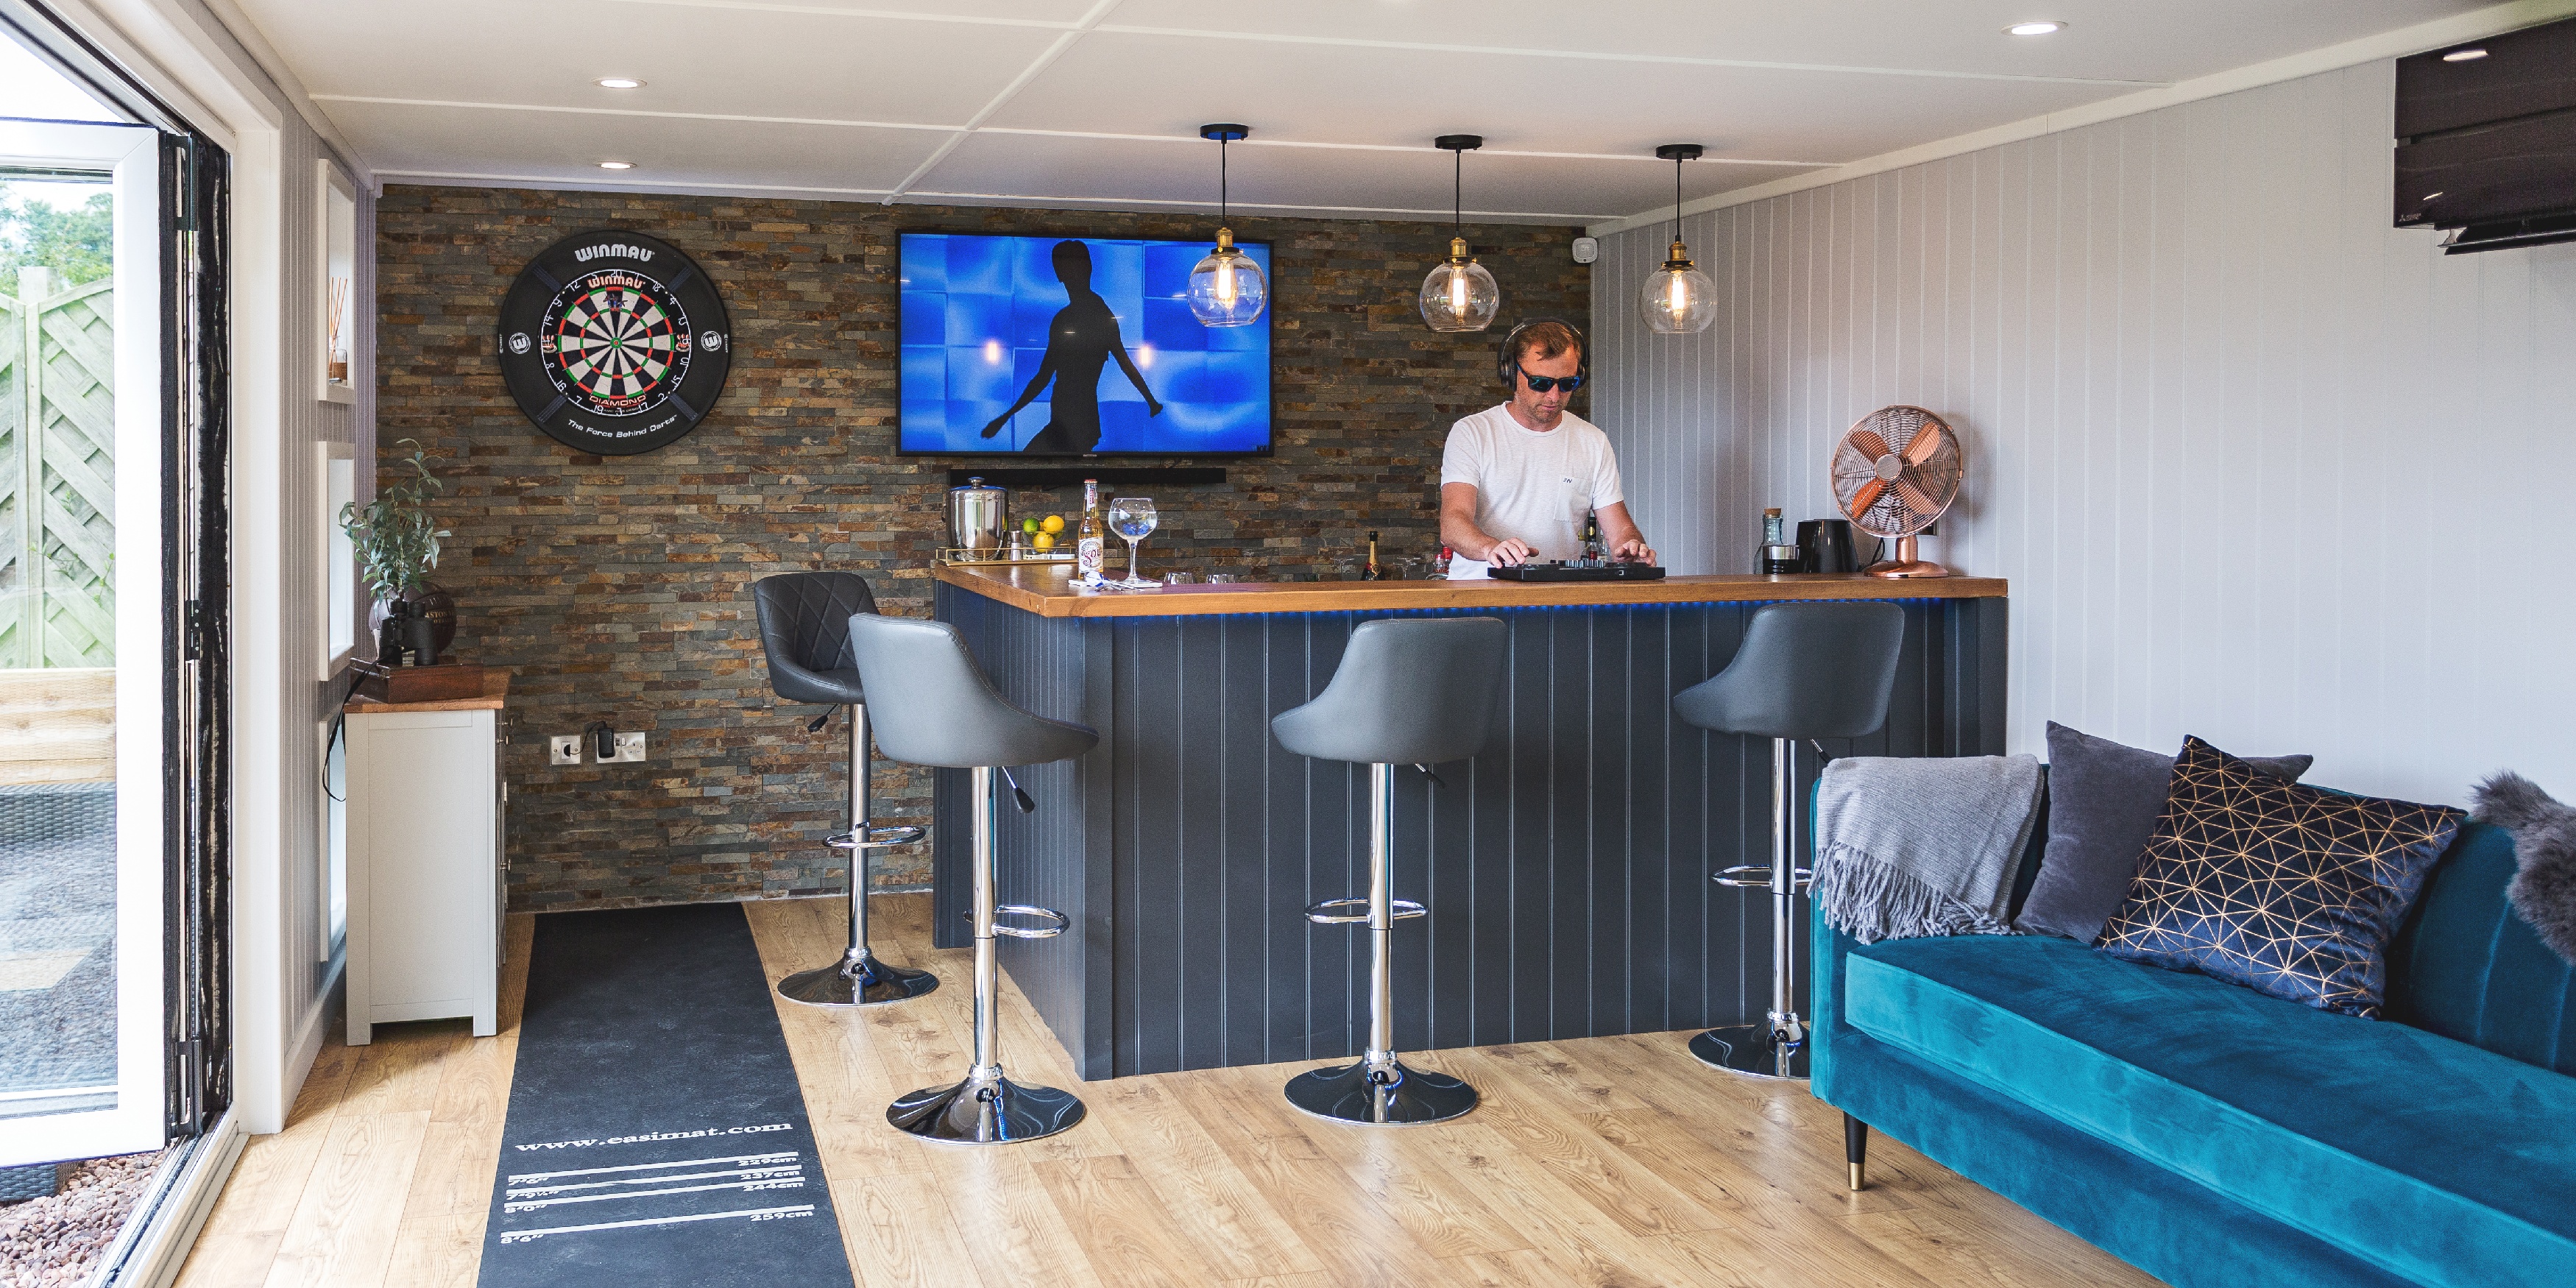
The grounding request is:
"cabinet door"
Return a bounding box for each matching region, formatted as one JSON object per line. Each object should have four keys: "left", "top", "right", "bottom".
{"left": 349, "top": 711, "right": 496, "bottom": 1011}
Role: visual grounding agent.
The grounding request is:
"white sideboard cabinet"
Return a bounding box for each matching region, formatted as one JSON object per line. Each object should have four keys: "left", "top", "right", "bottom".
{"left": 344, "top": 676, "right": 508, "bottom": 1044}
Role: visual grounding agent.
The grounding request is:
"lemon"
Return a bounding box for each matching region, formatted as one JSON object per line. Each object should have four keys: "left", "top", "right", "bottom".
{"left": 1033, "top": 531, "right": 1057, "bottom": 551}
{"left": 1040, "top": 514, "right": 1066, "bottom": 534}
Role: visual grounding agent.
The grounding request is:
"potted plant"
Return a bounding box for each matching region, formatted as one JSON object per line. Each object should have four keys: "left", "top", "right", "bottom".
{"left": 342, "top": 437, "right": 458, "bottom": 654}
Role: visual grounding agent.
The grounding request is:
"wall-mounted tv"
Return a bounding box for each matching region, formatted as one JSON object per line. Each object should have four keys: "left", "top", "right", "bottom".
{"left": 899, "top": 232, "right": 1272, "bottom": 456}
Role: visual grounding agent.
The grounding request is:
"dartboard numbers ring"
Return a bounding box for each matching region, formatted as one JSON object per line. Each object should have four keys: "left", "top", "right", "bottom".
{"left": 496, "top": 231, "right": 731, "bottom": 456}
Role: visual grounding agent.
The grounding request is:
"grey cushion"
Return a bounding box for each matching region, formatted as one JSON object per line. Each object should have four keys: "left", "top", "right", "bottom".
{"left": 752, "top": 571, "right": 876, "bottom": 706}
{"left": 1672, "top": 601, "right": 1906, "bottom": 741}
{"left": 843, "top": 615, "right": 1097, "bottom": 769}
{"left": 2016, "top": 722, "right": 2313, "bottom": 943}
{"left": 1271, "top": 618, "right": 1507, "bottom": 766}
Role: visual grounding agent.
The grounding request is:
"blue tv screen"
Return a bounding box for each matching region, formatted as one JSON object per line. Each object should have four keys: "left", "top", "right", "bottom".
{"left": 898, "top": 232, "right": 1273, "bottom": 456}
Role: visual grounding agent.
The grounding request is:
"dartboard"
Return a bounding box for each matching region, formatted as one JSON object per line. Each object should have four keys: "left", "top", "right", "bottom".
{"left": 495, "top": 231, "right": 730, "bottom": 455}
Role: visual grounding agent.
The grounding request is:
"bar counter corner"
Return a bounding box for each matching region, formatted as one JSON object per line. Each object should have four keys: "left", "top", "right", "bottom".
{"left": 928, "top": 562, "right": 2007, "bottom": 1081}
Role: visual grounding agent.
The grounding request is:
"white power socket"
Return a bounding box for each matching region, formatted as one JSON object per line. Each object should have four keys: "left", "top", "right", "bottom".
{"left": 549, "top": 735, "right": 583, "bottom": 765}
{"left": 607, "top": 731, "right": 647, "bottom": 763}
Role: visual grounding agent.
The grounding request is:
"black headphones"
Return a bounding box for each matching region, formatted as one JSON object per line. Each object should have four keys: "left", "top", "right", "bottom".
{"left": 1496, "top": 317, "right": 1591, "bottom": 386}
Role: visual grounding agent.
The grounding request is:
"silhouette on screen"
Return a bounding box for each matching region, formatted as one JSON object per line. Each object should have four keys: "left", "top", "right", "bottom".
{"left": 980, "top": 240, "right": 1163, "bottom": 453}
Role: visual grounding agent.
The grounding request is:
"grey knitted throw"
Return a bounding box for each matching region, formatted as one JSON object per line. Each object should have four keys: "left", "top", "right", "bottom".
{"left": 1812, "top": 754, "right": 2044, "bottom": 944}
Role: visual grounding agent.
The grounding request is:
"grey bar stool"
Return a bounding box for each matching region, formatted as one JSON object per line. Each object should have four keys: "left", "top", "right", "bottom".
{"left": 1674, "top": 601, "right": 1906, "bottom": 1080}
{"left": 752, "top": 573, "right": 938, "bottom": 1007}
{"left": 846, "top": 613, "right": 1097, "bottom": 1144}
{"left": 1273, "top": 616, "right": 1508, "bottom": 1125}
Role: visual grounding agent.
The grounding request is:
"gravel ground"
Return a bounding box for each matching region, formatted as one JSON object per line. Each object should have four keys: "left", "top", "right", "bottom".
{"left": 0, "top": 1150, "right": 166, "bottom": 1288}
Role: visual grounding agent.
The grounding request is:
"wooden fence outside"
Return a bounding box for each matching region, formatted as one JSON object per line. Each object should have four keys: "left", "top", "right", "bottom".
{"left": 0, "top": 265, "right": 117, "bottom": 670}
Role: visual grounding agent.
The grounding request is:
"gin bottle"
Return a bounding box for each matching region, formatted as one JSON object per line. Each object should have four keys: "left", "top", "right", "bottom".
{"left": 1076, "top": 480, "right": 1106, "bottom": 584}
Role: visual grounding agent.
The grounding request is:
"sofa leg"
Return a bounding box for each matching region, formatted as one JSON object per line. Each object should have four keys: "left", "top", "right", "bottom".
{"left": 1844, "top": 1113, "right": 1869, "bottom": 1192}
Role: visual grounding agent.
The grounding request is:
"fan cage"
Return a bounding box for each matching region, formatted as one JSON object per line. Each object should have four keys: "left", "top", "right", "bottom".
{"left": 1829, "top": 405, "right": 1962, "bottom": 539}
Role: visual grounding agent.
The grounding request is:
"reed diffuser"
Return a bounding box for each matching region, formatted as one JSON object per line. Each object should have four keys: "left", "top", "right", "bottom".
{"left": 326, "top": 277, "right": 350, "bottom": 383}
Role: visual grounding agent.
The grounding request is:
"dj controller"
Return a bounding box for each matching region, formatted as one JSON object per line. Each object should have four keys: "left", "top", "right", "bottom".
{"left": 1485, "top": 561, "right": 1667, "bottom": 582}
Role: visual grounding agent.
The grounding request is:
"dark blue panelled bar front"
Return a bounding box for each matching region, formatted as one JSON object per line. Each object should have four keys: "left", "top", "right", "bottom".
{"left": 930, "top": 565, "right": 2009, "bottom": 1080}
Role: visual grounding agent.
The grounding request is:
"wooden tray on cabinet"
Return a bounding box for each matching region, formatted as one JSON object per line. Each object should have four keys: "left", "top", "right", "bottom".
{"left": 351, "top": 661, "right": 494, "bottom": 704}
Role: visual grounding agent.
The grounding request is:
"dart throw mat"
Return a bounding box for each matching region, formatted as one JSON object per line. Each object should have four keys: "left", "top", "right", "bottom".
{"left": 475, "top": 903, "right": 853, "bottom": 1287}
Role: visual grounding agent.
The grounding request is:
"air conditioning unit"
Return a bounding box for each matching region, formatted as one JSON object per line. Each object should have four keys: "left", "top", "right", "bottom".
{"left": 2394, "top": 15, "right": 2576, "bottom": 254}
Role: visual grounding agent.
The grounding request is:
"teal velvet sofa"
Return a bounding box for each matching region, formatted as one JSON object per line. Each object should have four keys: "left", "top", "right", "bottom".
{"left": 1811, "top": 814, "right": 2576, "bottom": 1288}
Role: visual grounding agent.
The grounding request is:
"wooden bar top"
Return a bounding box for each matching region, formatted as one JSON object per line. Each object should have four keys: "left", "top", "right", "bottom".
{"left": 935, "top": 562, "right": 2006, "bottom": 618}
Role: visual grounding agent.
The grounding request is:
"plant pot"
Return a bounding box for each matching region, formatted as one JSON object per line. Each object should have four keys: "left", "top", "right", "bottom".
{"left": 370, "top": 583, "right": 457, "bottom": 654}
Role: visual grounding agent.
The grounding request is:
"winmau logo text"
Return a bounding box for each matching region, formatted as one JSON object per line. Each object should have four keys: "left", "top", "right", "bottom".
{"left": 573, "top": 243, "right": 654, "bottom": 263}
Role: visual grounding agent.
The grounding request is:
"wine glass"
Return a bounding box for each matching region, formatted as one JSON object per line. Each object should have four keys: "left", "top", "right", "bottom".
{"left": 1107, "top": 497, "right": 1159, "bottom": 590}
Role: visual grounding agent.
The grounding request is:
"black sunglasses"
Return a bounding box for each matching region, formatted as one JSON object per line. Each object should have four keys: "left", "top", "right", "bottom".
{"left": 1515, "top": 364, "right": 1585, "bottom": 394}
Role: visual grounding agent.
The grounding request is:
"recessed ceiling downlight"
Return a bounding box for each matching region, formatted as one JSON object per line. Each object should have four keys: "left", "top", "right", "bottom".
{"left": 595, "top": 77, "right": 645, "bottom": 89}
{"left": 2006, "top": 21, "right": 2064, "bottom": 36}
{"left": 598, "top": 160, "right": 634, "bottom": 170}
{"left": 2441, "top": 48, "right": 2488, "bottom": 62}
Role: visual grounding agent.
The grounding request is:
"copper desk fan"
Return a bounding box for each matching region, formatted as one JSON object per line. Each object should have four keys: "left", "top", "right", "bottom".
{"left": 1831, "top": 406, "right": 1961, "bottom": 578}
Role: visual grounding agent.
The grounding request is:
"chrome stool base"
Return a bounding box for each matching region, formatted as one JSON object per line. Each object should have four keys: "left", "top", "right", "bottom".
{"left": 885, "top": 767, "right": 1086, "bottom": 1146}
{"left": 1694, "top": 737, "right": 1814, "bottom": 1084}
{"left": 768, "top": 737, "right": 932, "bottom": 1008}
{"left": 1285, "top": 1056, "right": 1477, "bottom": 1126}
{"left": 888, "top": 1072, "right": 1086, "bottom": 1144}
{"left": 778, "top": 952, "right": 938, "bottom": 1007}
{"left": 1689, "top": 1022, "right": 1809, "bottom": 1081}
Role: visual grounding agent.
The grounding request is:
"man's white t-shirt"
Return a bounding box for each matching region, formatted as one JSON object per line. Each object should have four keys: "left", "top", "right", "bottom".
{"left": 1439, "top": 405, "right": 1625, "bottom": 578}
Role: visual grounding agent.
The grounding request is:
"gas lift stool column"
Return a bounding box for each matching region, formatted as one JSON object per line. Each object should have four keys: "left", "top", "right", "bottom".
{"left": 1671, "top": 601, "right": 1905, "bottom": 1080}
{"left": 790, "top": 701, "right": 940, "bottom": 1005}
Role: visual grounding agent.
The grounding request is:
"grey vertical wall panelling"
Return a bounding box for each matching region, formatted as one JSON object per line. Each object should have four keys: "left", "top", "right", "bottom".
{"left": 1592, "top": 62, "right": 2576, "bottom": 805}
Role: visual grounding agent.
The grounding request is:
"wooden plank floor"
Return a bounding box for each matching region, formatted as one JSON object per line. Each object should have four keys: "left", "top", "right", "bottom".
{"left": 174, "top": 896, "right": 2164, "bottom": 1287}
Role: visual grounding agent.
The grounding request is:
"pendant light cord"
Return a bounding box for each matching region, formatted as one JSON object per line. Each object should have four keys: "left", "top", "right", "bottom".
{"left": 1220, "top": 137, "right": 1229, "bottom": 226}
{"left": 1671, "top": 156, "right": 1682, "bottom": 244}
{"left": 1454, "top": 146, "right": 1463, "bottom": 233}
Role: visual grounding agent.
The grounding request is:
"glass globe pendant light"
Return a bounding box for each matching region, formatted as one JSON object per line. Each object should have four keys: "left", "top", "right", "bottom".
{"left": 1420, "top": 134, "right": 1501, "bottom": 332}
{"left": 1187, "top": 124, "right": 1267, "bottom": 328}
{"left": 1640, "top": 143, "right": 1716, "bottom": 334}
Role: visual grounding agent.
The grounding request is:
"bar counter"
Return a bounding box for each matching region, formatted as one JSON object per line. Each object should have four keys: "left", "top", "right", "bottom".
{"left": 929, "top": 562, "right": 2008, "bottom": 1080}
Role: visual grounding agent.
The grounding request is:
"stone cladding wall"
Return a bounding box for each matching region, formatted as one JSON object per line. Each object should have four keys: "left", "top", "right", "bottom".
{"left": 375, "top": 185, "right": 1590, "bottom": 910}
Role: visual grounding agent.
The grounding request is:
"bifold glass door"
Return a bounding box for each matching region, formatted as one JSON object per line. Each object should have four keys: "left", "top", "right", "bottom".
{"left": 0, "top": 116, "right": 170, "bottom": 1165}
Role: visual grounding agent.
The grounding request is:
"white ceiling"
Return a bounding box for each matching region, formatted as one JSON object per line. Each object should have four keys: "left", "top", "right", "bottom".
{"left": 226, "top": 0, "right": 2491, "bottom": 224}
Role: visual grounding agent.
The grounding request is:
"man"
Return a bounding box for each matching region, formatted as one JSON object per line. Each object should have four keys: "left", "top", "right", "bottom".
{"left": 1439, "top": 319, "right": 1655, "bottom": 578}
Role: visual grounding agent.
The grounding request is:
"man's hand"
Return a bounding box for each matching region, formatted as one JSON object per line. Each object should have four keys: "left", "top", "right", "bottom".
{"left": 1614, "top": 538, "right": 1657, "bottom": 566}
{"left": 979, "top": 415, "right": 1008, "bottom": 439}
{"left": 1146, "top": 399, "right": 1164, "bottom": 417}
{"left": 1486, "top": 538, "right": 1537, "bottom": 566}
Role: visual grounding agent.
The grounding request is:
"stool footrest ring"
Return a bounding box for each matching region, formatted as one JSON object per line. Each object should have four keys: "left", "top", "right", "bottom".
{"left": 990, "top": 905, "right": 1069, "bottom": 939}
{"left": 1305, "top": 897, "right": 1427, "bottom": 925}
{"left": 827, "top": 824, "right": 927, "bottom": 850}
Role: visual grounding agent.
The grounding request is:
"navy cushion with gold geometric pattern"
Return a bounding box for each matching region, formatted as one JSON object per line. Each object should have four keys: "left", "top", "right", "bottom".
{"left": 2098, "top": 737, "right": 2464, "bottom": 1018}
